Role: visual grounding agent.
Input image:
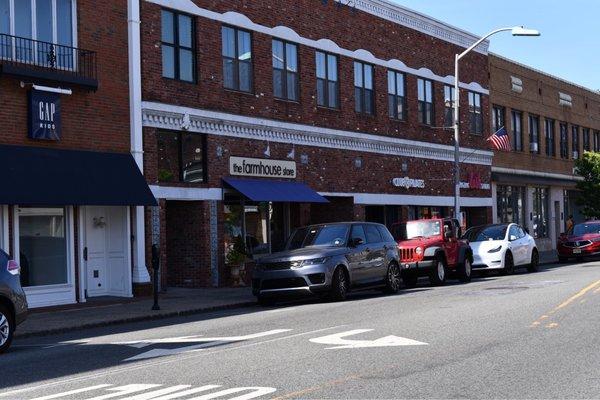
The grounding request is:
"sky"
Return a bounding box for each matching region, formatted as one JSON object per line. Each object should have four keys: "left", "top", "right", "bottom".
{"left": 391, "top": 0, "right": 600, "bottom": 91}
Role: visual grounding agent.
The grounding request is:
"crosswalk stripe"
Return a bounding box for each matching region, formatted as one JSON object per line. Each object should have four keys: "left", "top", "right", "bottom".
{"left": 125, "top": 385, "right": 192, "bottom": 400}
{"left": 188, "top": 387, "right": 278, "bottom": 400}
{"left": 30, "top": 385, "right": 114, "bottom": 400}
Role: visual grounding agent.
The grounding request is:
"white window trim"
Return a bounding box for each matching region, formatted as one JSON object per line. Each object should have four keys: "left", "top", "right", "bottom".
{"left": 13, "top": 205, "right": 76, "bottom": 308}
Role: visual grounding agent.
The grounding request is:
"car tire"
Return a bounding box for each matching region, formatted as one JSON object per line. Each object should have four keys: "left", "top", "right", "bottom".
{"left": 527, "top": 249, "right": 540, "bottom": 273}
{"left": 457, "top": 256, "right": 472, "bottom": 283}
{"left": 257, "top": 295, "right": 276, "bottom": 307}
{"left": 0, "top": 304, "right": 15, "bottom": 355}
{"left": 402, "top": 272, "right": 418, "bottom": 289}
{"left": 428, "top": 256, "right": 447, "bottom": 286}
{"left": 500, "top": 252, "right": 514, "bottom": 275}
{"left": 383, "top": 263, "right": 401, "bottom": 294}
{"left": 329, "top": 267, "right": 349, "bottom": 301}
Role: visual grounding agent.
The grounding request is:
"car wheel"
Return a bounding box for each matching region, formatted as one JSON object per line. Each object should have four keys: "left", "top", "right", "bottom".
{"left": 329, "top": 267, "right": 349, "bottom": 301}
{"left": 428, "top": 257, "right": 447, "bottom": 286}
{"left": 527, "top": 249, "right": 540, "bottom": 273}
{"left": 457, "top": 256, "right": 472, "bottom": 283}
{"left": 383, "top": 263, "right": 401, "bottom": 294}
{"left": 402, "top": 271, "right": 418, "bottom": 289}
{"left": 257, "top": 295, "right": 276, "bottom": 307}
{"left": 0, "top": 304, "right": 14, "bottom": 354}
{"left": 500, "top": 252, "right": 515, "bottom": 275}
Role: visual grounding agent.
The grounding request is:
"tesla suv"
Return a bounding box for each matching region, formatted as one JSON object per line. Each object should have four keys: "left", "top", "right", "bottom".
{"left": 557, "top": 221, "right": 600, "bottom": 262}
{"left": 0, "top": 249, "right": 28, "bottom": 354}
{"left": 252, "top": 222, "right": 401, "bottom": 305}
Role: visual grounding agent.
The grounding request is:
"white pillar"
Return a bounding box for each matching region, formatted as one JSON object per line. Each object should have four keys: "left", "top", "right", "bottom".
{"left": 128, "top": 0, "right": 150, "bottom": 284}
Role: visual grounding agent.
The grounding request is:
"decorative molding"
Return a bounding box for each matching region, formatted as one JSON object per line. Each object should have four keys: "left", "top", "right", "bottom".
{"left": 142, "top": 102, "right": 494, "bottom": 166}
{"left": 492, "top": 166, "right": 582, "bottom": 181}
{"left": 510, "top": 76, "right": 523, "bottom": 93}
{"left": 321, "top": 191, "right": 493, "bottom": 207}
{"left": 149, "top": 185, "right": 223, "bottom": 200}
{"left": 145, "top": 0, "right": 488, "bottom": 94}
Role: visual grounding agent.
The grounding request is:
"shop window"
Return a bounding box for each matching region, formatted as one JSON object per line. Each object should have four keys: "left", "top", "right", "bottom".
{"left": 545, "top": 118, "right": 555, "bottom": 157}
{"left": 492, "top": 105, "right": 505, "bottom": 133}
{"left": 316, "top": 51, "right": 339, "bottom": 109}
{"left": 18, "top": 207, "right": 67, "bottom": 287}
{"left": 157, "top": 130, "right": 206, "bottom": 183}
{"left": 222, "top": 26, "right": 252, "bottom": 92}
{"left": 354, "top": 61, "right": 374, "bottom": 115}
{"left": 560, "top": 123, "right": 569, "bottom": 159}
{"left": 468, "top": 92, "right": 483, "bottom": 135}
{"left": 444, "top": 85, "right": 455, "bottom": 128}
{"left": 161, "top": 9, "right": 195, "bottom": 82}
{"left": 497, "top": 185, "right": 526, "bottom": 226}
{"left": 272, "top": 39, "right": 298, "bottom": 101}
{"left": 511, "top": 110, "right": 523, "bottom": 151}
{"left": 388, "top": 70, "right": 405, "bottom": 120}
{"left": 417, "top": 78, "right": 434, "bottom": 125}
{"left": 532, "top": 187, "right": 549, "bottom": 238}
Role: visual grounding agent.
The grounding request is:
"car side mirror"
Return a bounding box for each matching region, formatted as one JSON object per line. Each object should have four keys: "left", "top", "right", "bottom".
{"left": 509, "top": 235, "right": 517, "bottom": 241}
{"left": 350, "top": 237, "right": 364, "bottom": 247}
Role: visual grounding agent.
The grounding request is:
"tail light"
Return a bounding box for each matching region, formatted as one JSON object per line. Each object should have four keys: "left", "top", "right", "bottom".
{"left": 7, "top": 260, "right": 20, "bottom": 275}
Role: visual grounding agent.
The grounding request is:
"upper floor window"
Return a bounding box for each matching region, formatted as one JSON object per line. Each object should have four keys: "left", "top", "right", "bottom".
{"left": 468, "top": 92, "right": 483, "bottom": 135}
{"left": 511, "top": 110, "right": 523, "bottom": 151}
{"left": 528, "top": 115, "right": 540, "bottom": 154}
{"left": 0, "top": 0, "right": 75, "bottom": 68}
{"left": 417, "top": 78, "right": 434, "bottom": 125}
{"left": 272, "top": 39, "right": 298, "bottom": 101}
{"left": 571, "top": 125, "right": 580, "bottom": 159}
{"left": 545, "top": 118, "right": 555, "bottom": 157}
{"left": 560, "top": 122, "right": 569, "bottom": 159}
{"left": 316, "top": 51, "right": 338, "bottom": 109}
{"left": 222, "top": 26, "right": 252, "bottom": 92}
{"left": 161, "top": 10, "right": 195, "bottom": 82}
{"left": 583, "top": 128, "right": 590, "bottom": 152}
{"left": 444, "top": 85, "right": 455, "bottom": 128}
{"left": 594, "top": 131, "right": 600, "bottom": 152}
{"left": 354, "top": 61, "right": 374, "bottom": 115}
{"left": 387, "top": 70, "right": 405, "bottom": 120}
{"left": 492, "top": 105, "right": 505, "bottom": 133}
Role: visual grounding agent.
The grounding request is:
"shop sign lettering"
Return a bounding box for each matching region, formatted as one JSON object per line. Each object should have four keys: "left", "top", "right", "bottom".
{"left": 392, "top": 177, "right": 425, "bottom": 189}
{"left": 230, "top": 156, "right": 296, "bottom": 179}
{"left": 459, "top": 173, "right": 490, "bottom": 190}
{"left": 29, "top": 90, "right": 61, "bottom": 140}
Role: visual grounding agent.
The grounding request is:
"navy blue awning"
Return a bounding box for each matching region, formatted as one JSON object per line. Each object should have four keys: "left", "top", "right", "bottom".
{"left": 0, "top": 145, "right": 157, "bottom": 206}
{"left": 223, "top": 177, "right": 328, "bottom": 203}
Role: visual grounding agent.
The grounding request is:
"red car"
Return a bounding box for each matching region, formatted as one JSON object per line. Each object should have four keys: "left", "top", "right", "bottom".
{"left": 557, "top": 221, "right": 600, "bottom": 262}
{"left": 390, "top": 218, "right": 473, "bottom": 287}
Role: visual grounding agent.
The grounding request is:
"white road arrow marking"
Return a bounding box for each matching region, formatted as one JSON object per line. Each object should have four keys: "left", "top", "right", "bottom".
{"left": 309, "top": 329, "right": 428, "bottom": 349}
{"left": 123, "top": 329, "right": 292, "bottom": 361}
{"left": 85, "top": 384, "right": 162, "bottom": 400}
{"left": 30, "top": 385, "right": 113, "bottom": 400}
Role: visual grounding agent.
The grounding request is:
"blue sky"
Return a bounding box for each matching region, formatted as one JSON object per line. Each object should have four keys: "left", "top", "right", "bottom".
{"left": 391, "top": 0, "right": 600, "bottom": 91}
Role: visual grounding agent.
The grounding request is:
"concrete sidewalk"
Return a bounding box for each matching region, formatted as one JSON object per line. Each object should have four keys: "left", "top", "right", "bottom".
{"left": 16, "top": 287, "right": 256, "bottom": 338}
{"left": 540, "top": 250, "right": 558, "bottom": 265}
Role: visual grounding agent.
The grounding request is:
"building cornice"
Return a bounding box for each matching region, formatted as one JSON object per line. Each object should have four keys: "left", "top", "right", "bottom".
{"left": 492, "top": 166, "right": 583, "bottom": 181}
{"left": 145, "top": 0, "right": 488, "bottom": 93}
{"left": 142, "top": 101, "right": 493, "bottom": 166}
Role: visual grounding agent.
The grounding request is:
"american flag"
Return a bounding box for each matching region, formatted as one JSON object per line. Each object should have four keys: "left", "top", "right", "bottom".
{"left": 488, "top": 126, "right": 511, "bottom": 151}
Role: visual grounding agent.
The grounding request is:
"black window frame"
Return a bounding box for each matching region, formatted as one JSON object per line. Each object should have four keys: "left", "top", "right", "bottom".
{"left": 387, "top": 70, "right": 406, "bottom": 121}
{"left": 529, "top": 114, "right": 540, "bottom": 154}
{"left": 161, "top": 9, "right": 196, "bottom": 83}
{"left": 583, "top": 128, "right": 591, "bottom": 152}
{"left": 221, "top": 25, "right": 253, "bottom": 93}
{"left": 444, "top": 85, "right": 455, "bottom": 128}
{"left": 572, "top": 125, "right": 580, "bottom": 159}
{"left": 545, "top": 118, "right": 555, "bottom": 157}
{"left": 511, "top": 110, "right": 523, "bottom": 152}
{"left": 353, "top": 61, "right": 375, "bottom": 115}
{"left": 157, "top": 130, "right": 208, "bottom": 184}
{"left": 417, "top": 78, "right": 434, "bottom": 126}
{"left": 492, "top": 105, "right": 505, "bottom": 133}
{"left": 468, "top": 91, "right": 483, "bottom": 135}
{"left": 272, "top": 39, "right": 299, "bottom": 102}
{"left": 560, "top": 122, "right": 569, "bottom": 159}
{"left": 594, "top": 130, "right": 600, "bottom": 152}
{"left": 315, "top": 50, "right": 339, "bottom": 109}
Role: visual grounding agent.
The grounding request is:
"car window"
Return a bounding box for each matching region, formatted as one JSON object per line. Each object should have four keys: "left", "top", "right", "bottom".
{"left": 286, "top": 225, "right": 349, "bottom": 249}
{"left": 517, "top": 227, "right": 526, "bottom": 238}
{"left": 443, "top": 220, "right": 454, "bottom": 238}
{"left": 508, "top": 225, "right": 520, "bottom": 241}
{"left": 350, "top": 225, "right": 367, "bottom": 244}
{"left": 365, "top": 224, "right": 382, "bottom": 244}
{"left": 377, "top": 225, "right": 395, "bottom": 243}
{"left": 462, "top": 225, "right": 508, "bottom": 242}
{"left": 572, "top": 223, "right": 600, "bottom": 236}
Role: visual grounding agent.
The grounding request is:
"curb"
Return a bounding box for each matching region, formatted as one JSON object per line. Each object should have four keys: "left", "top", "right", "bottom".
{"left": 15, "top": 300, "right": 258, "bottom": 339}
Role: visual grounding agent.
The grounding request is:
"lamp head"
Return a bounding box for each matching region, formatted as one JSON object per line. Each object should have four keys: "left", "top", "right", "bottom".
{"left": 511, "top": 26, "right": 540, "bottom": 36}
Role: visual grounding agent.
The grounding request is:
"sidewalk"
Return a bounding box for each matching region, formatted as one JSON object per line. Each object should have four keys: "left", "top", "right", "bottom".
{"left": 16, "top": 287, "right": 256, "bottom": 338}
{"left": 539, "top": 250, "right": 558, "bottom": 265}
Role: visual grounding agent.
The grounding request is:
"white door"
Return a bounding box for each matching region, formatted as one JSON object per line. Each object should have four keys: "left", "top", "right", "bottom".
{"left": 84, "top": 207, "right": 129, "bottom": 297}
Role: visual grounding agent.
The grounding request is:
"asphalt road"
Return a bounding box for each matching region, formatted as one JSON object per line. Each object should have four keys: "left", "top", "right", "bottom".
{"left": 2, "top": 260, "right": 600, "bottom": 399}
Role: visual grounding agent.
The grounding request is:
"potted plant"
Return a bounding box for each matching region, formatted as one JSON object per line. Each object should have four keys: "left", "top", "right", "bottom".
{"left": 226, "top": 236, "right": 247, "bottom": 287}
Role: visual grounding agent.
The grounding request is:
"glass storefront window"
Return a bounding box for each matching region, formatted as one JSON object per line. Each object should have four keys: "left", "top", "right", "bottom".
{"left": 18, "top": 207, "right": 67, "bottom": 287}
{"left": 244, "top": 204, "right": 269, "bottom": 259}
{"left": 157, "top": 130, "right": 206, "bottom": 183}
{"left": 497, "top": 185, "right": 526, "bottom": 225}
{"left": 532, "top": 187, "right": 549, "bottom": 238}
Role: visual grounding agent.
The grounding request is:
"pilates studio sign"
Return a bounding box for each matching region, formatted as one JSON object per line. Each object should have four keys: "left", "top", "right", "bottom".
{"left": 229, "top": 156, "right": 297, "bottom": 179}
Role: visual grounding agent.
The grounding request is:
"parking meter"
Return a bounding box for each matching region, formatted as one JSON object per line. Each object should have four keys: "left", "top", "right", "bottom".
{"left": 151, "top": 244, "right": 160, "bottom": 310}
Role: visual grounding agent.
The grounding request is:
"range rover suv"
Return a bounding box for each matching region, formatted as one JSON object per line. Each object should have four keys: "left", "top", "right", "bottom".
{"left": 252, "top": 222, "right": 401, "bottom": 305}
{"left": 0, "top": 249, "right": 28, "bottom": 354}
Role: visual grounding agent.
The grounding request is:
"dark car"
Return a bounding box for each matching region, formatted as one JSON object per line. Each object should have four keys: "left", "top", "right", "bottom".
{"left": 252, "top": 222, "right": 401, "bottom": 305}
{"left": 557, "top": 221, "right": 600, "bottom": 262}
{"left": 0, "top": 249, "right": 28, "bottom": 354}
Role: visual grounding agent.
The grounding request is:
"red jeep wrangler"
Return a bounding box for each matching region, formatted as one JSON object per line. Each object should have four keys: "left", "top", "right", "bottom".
{"left": 390, "top": 218, "right": 473, "bottom": 287}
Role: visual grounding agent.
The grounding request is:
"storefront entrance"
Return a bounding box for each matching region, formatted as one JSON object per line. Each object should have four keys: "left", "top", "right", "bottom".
{"left": 82, "top": 206, "right": 132, "bottom": 298}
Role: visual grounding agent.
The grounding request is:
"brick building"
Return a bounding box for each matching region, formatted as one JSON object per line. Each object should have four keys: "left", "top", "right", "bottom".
{"left": 0, "top": 0, "right": 155, "bottom": 307}
{"left": 489, "top": 54, "right": 600, "bottom": 251}
{"left": 138, "top": 0, "right": 495, "bottom": 287}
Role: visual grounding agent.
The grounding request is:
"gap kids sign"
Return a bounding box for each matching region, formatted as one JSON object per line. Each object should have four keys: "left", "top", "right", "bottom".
{"left": 230, "top": 156, "right": 297, "bottom": 179}
{"left": 29, "top": 90, "right": 61, "bottom": 141}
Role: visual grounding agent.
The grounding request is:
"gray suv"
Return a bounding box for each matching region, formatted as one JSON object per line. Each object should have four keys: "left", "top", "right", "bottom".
{"left": 252, "top": 222, "right": 401, "bottom": 305}
{"left": 0, "top": 249, "right": 28, "bottom": 354}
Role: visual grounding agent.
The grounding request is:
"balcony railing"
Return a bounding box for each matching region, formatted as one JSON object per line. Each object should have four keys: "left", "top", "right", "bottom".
{"left": 0, "top": 33, "right": 98, "bottom": 90}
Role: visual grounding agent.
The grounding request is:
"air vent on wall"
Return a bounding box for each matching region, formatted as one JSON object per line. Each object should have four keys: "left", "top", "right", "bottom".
{"left": 559, "top": 92, "right": 573, "bottom": 107}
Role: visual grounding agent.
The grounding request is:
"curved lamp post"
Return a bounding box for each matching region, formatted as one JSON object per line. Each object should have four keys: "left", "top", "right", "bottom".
{"left": 453, "top": 26, "right": 540, "bottom": 222}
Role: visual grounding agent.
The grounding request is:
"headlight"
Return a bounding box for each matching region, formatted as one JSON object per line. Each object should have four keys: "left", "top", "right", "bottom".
{"left": 415, "top": 247, "right": 423, "bottom": 255}
{"left": 292, "top": 257, "right": 329, "bottom": 268}
{"left": 487, "top": 246, "right": 503, "bottom": 253}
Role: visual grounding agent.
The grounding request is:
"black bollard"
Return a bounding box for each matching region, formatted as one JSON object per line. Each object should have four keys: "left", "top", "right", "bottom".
{"left": 151, "top": 244, "right": 160, "bottom": 310}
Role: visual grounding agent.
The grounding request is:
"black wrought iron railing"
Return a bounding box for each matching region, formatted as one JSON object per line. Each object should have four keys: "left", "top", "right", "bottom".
{"left": 0, "top": 33, "right": 97, "bottom": 87}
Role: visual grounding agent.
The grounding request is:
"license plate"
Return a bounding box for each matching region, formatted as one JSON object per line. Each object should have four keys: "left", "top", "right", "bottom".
{"left": 573, "top": 248, "right": 582, "bottom": 254}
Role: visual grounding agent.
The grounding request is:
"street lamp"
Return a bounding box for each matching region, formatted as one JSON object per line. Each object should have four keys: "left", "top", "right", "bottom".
{"left": 453, "top": 26, "right": 540, "bottom": 222}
